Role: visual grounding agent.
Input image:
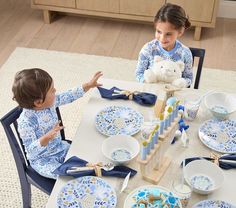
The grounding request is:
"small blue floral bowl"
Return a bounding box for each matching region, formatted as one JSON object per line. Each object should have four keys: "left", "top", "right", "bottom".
{"left": 184, "top": 160, "right": 224, "bottom": 195}
{"left": 204, "top": 92, "right": 236, "bottom": 120}
{"left": 102, "top": 135, "right": 140, "bottom": 165}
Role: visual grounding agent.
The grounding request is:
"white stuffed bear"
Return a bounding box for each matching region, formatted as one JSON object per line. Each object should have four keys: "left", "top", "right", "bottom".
{"left": 144, "top": 56, "right": 188, "bottom": 88}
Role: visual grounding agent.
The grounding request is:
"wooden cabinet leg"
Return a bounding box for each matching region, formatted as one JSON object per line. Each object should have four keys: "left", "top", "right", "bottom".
{"left": 194, "top": 26, "right": 202, "bottom": 41}
{"left": 43, "top": 10, "right": 52, "bottom": 24}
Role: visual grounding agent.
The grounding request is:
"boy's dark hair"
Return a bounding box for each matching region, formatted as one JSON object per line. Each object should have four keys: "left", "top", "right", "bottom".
{"left": 12, "top": 68, "right": 53, "bottom": 109}
{"left": 154, "top": 3, "right": 191, "bottom": 30}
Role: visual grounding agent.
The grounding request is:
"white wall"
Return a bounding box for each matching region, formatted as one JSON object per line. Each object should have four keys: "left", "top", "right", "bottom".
{"left": 218, "top": 0, "right": 236, "bottom": 18}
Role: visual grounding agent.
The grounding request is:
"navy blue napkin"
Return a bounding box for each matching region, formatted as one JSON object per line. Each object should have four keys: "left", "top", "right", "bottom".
{"left": 53, "top": 156, "right": 137, "bottom": 178}
{"left": 181, "top": 154, "right": 236, "bottom": 170}
{"left": 97, "top": 86, "right": 157, "bottom": 106}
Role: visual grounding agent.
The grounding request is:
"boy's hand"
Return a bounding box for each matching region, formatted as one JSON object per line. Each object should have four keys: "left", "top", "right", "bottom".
{"left": 48, "top": 121, "right": 64, "bottom": 139}
{"left": 40, "top": 121, "right": 64, "bottom": 146}
{"left": 83, "top": 71, "right": 103, "bottom": 92}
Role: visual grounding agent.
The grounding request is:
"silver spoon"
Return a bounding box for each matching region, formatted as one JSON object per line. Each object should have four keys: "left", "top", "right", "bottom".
{"left": 66, "top": 162, "right": 114, "bottom": 174}
{"left": 102, "top": 162, "right": 115, "bottom": 171}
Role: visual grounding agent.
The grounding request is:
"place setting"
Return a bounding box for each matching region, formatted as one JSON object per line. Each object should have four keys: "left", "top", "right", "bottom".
{"left": 198, "top": 92, "right": 236, "bottom": 154}
{"left": 181, "top": 91, "right": 236, "bottom": 168}
{"left": 54, "top": 155, "right": 138, "bottom": 208}
{"left": 54, "top": 102, "right": 144, "bottom": 208}
{"left": 94, "top": 85, "right": 159, "bottom": 137}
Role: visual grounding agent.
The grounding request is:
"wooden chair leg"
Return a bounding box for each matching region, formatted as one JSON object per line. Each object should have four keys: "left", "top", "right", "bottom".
{"left": 43, "top": 10, "right": 52, "bottom": 24}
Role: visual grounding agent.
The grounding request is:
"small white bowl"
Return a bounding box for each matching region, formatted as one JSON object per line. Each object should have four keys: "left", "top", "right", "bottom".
{"left": 102, "top": 134, "right": 140, "bottom": 165}
{"left": 204, "top": 92, "right": 236, "bottom": 120}
{"left": 184, "top": 159, "right": 224, "bottom": 195}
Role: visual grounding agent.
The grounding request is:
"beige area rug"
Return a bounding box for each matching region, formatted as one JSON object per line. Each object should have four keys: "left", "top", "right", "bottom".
{"left": 0, "top": 47, "right": 236, "bottom": 207}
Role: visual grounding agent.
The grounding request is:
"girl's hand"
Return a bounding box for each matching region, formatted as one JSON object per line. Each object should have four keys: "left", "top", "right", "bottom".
{"left": 40, "top": 121, "right": 64, "bottom": 146}
{"left": 82, "top": 71, "right": 103, "bottom": 92}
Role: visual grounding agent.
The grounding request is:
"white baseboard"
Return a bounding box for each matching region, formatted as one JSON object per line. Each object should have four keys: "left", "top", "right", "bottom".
{"left": 218, "top": 0, "right": 236, "bottom": 19}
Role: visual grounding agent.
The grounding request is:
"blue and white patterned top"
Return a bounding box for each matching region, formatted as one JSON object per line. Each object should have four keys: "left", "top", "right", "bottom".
{"left": 135, "top": 39, "right": 193, "bottom": 86}
{"left": 17, "top": 86, "right": 85, "bottom": 179}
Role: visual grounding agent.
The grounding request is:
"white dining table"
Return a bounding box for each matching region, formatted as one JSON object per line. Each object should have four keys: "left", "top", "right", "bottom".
{"left": 46, "top": 78, "right": 236, "bottom": 208}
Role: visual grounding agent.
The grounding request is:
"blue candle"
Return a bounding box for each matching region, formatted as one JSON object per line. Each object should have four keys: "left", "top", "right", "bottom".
{"left": 148, "top": 132, "right": 154, "bottom": 150}
{"left": 160, "top": 114, "right": 164, "bottom": 135}
{"left": 147, "top": 139, "right": 151, "bottom": 154}
{"left": 141, "top": 141, "right": 148, "bottom": 160}
{"left": 152, "top": 125, "right": 159, "bottom": 145}
{"left": 154, "top": 130, "right": 159, "bottom": 144}
{"left": 164, "top": 117, "right": 168, "bottom": 129}
{"left": 151, "top": 134, "right": 155, "bottom": 149}
{"left": 167, "top": 107, "right": 172, "bottom": 126}
{"left": 171, "top": 103, "right": 176, "bottom": 122}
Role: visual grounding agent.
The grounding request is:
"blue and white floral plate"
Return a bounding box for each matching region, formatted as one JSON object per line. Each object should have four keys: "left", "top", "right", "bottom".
{"left": 95, "top": 106, "right": 144, "bottom": 136}
{"left": 57, "top": 176, "right": 117, "bottom": 208}
{"left": 193, "top": 200, "right": 236, "bottom": 208}
{"left": 198, "top": 119, "right": 236, "bottom": 153}
{"left": 124, "top": 185, "right": 182, "bottom": 208}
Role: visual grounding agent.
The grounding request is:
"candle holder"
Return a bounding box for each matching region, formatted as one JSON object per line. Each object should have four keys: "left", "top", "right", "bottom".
{"left": 137, "top": 113, "right": 181, "bottom": 184}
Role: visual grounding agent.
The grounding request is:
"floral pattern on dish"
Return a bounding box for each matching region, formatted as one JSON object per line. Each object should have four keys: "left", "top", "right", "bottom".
{"left": 198, "top": 119, "right": 236, "bottom": 153}
{"left": 190, "top": 174, "right": 214, "bottom": 191}
{"left": 111, "top": 148, "right": 131, "bottom": 161}
{"left": 57, "top": 176, "right": 117, "bottom": 208}
{"left": 95, "top": 106, "right": 144, "bottom": 136}
{"left": 193, "top": 200, "right": 236, "bottom": 208}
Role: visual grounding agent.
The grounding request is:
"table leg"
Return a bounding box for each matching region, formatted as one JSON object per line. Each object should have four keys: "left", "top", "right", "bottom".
{"left": 43, "top": 10, "right": 52, "bottom": 24}
{"left": 194, "top": 26, "right": 202, "bottom": 41}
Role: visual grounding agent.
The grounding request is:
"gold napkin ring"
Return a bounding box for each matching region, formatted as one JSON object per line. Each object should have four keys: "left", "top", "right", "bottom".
{"left": 86, "top": 162, "right": 103, "bottom": 177}
{"left": 120, "top": 90, "right": 139, "bottom": 100}
{"left": 210, "top": 152, "right": 220, "bottom": 166}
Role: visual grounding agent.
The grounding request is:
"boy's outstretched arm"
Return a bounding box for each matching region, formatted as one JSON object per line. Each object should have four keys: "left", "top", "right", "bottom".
{"left": 82, "top": 71, "right": 103, "bottom": 92}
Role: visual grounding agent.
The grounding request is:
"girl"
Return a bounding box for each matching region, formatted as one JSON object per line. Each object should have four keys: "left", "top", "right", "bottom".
{"left": 12, "top": 68, "right": 102, "bottom": 179}
{"left": 135, "top": 3, "right": 193, "bottom": 87}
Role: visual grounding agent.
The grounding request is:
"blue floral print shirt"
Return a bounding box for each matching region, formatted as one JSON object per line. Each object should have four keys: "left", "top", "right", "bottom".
{"left": 135, "top": 39, "right": 193, "bottom": 86}
{"left": 17, "top": 86, "right": 85, "bottom": 179}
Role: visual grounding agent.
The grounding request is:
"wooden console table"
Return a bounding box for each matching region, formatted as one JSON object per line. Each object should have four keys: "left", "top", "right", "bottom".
{"left": 31, "top": 0, "right": 219, "bottom": 40}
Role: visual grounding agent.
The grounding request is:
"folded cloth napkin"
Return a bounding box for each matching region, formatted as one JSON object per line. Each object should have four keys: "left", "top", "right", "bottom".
{"left": 97, "top": 86, "right": 157, "bottom": 106}
{"left": 181, "top": 154, "right": 236, "bottom": 170}
{"left": 53, "top": 156, "right": 137, "bottom": 178}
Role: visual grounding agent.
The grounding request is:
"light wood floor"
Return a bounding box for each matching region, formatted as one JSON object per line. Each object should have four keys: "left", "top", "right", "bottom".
{"left": 1, "top": 0, "right": 236, "bottom": 71}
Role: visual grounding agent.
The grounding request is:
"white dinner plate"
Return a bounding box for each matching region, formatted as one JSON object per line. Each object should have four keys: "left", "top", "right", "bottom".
{"left": 57, "top": 176, "right": 117, "bottom": 208}
{"left": 95, "top": 105, "right": 144, "bottom": 136}
{"left": 198, "top": 119, "right": 236, "bottom": 153}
